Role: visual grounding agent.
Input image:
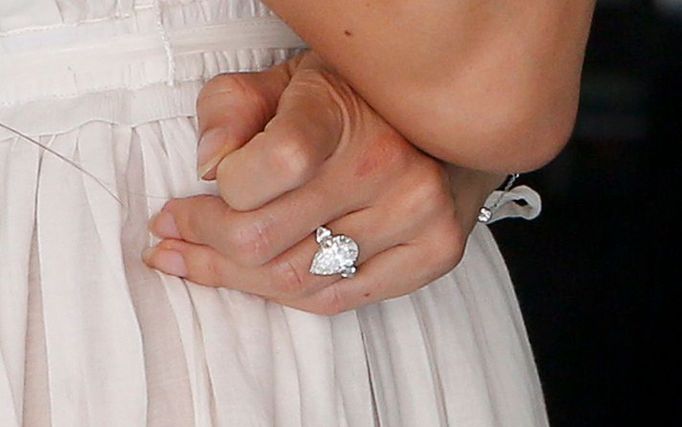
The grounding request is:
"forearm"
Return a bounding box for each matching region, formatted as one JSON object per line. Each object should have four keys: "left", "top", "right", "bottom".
{"left": 264, "top": 0, "right": 595, "bottom": 173}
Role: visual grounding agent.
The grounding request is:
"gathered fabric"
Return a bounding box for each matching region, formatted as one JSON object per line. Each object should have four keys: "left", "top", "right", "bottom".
{"left": 0, "top": 1, "right": 548, "bottom": 426}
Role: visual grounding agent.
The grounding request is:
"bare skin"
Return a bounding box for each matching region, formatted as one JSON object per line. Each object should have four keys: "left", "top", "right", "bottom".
{"left": 141, "top": 2, "right": 596, "bottom": 314}
{"left": 142, "top": 52, "right": 503, "bottom": 315}
{"left": 263, "top": 0, "right": 596, "bottom": 173}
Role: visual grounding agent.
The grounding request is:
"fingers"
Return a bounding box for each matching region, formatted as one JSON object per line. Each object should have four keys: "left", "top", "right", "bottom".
{"left": 141, "top": 238, "right": 278, "bottom": 295}
{"left": 276, "top": 244, "right": 424, "bottom": 316}
{"left": 143, "top": 204, "right": 411, "bottom": 299}
{"left": 150, "top": 153, "right": 449, "bottom": 269}
{"left": 214, "top": 70, "right": 344, "bottom": 211}
{"left": 195, "top": 64, "right": 293, "bottom": 180}
{"left": 259, "top": 203, "right": 414, "bottom": 298}
{"left": 149, "top": 171, "right": 362, "bottom": 268}
{"left": 149, "top": 50, "right": 474, "bottom": 315}
{"left": 143, "top": 205, "right": 465, "bottom": 315}
{"left": 272, "top": 216, "right": 466, "bottom": 316}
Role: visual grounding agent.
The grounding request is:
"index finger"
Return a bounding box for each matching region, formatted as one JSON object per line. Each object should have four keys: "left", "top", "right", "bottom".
{"left": 196, "top": 64, "right": 293, "bottom": 180}
{"left": 214, "top": 66, "right": 345, "bottom": 211}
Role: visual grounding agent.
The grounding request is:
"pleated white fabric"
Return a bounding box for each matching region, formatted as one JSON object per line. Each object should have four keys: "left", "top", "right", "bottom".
{"left": 0, "top": 1, "right": 549, "bottom": 426}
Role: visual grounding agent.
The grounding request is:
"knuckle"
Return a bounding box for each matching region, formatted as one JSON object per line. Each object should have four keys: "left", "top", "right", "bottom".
{"left": 216, "top": 172, "right": 236, "bottom": 205}
{"left": 269, "top": 134, "right": 316, "bottom": 185}
{"left": 224, "top": 217, "right": 273, "bottom": 266}
{"left": 183, "top": 209, "right": 210, "bottom": 243}
{"left": 156, "top": 239, "right": 225, "bottom": 285}
{"left": 216, "top": 173, "right": 251, "bottom": 211}
{"left": 163, "top": 198, "right": 200, "bottom": 242}
{"left": 214, "top": 164, "right": 260, "bottom": 212}
{"left": 189, "top": 196, "right": 228, "bottom": 242}
{"left": 203, "top": 255, "right": 225, "bottom": 284}
{"left": 270, "top": 259, "right": 308, "bottom": 298}
{"left": 189, "top": 249, "right": 226, "bottom": 286}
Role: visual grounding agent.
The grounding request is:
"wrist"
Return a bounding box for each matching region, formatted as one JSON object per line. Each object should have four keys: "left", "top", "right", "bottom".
{"left": 444, "top": 164, "right": 506, "bottom": 235}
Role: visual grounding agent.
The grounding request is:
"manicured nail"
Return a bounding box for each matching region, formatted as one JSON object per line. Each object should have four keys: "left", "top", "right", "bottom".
{"left": 197, "top": 128, "right": 230, "bottom": 180}
{"left": 142, "top": 247, "right": 188, "bottom": 277}
{"left": 149, "top": 211, "right": 181, "bottom": 239}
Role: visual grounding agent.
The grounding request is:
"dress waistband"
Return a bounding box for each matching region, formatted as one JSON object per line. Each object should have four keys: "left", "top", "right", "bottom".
{"left": 0, "top": 17, "right": 305, "bottom": 108}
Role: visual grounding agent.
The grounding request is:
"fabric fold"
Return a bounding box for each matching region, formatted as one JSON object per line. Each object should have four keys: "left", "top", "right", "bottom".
{"left": 135, "top": 120, "right": 215, "bottom": 425}
{"left": 462, "top": 225, "right": 549, "bottom": 425}
{"left": 0, "top": 136, "right": 41, "bottom": 426}
{"left": 121, "top": 123, "right": 196, "bottom": 427}
{"left": 0, "top": 355, "right": 20, "bottom": 427}
{"left": 36, "top": 128, "right": 147, "bottom": 427}
{"left": 1, "top": 1, "right": 549, "bottom": 425}
{"left": 1, "top": 107, "right": 550, "bottom": 427}
{"left": 329, "top": 310, "right": 376, "bottom": 426}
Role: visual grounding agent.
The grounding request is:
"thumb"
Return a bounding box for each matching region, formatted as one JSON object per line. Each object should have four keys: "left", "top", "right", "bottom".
{"left": 196, "top": 59, "right": 298, "bottom": 180}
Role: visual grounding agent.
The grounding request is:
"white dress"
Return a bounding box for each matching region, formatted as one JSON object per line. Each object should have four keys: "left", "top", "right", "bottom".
{"left": 0, "top": 1, "right": 548, "bottom": 426}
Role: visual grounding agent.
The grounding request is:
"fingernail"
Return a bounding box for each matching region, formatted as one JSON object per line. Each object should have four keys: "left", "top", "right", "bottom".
{"left": 197, "top": 128, "right": 229, "bottom": 180}
{"left": 142, "top": 247, "right": 188, "bottom": 277}
{"left": 149, "top": 211, "right": 181, "bottom": 239}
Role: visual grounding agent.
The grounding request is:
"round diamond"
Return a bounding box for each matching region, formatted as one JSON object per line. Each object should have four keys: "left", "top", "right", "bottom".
{"left": 478, "top": 207, "right": 493, "bottom": 223}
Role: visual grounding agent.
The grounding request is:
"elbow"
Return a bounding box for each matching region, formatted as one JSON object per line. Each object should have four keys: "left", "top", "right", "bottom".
{"left": 411, "top": 80, "right": 580, "bottom": 175}
{"left": 488, "top": 95, "right": 578, "bottom": 174}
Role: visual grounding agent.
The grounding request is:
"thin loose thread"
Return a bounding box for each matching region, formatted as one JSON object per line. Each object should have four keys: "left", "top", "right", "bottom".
{"left": 488, "top": 173, "right": 520, "bottom": 212}
{"left": 0, "top": 121, "right": 171, "bottom": 206}
{"left": 152, "top": 0, "right": 176, "bottom": 86}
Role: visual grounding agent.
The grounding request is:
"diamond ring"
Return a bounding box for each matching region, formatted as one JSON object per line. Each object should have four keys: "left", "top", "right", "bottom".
{"left": 309, "top": 226, "right": 359, "bottom": 278}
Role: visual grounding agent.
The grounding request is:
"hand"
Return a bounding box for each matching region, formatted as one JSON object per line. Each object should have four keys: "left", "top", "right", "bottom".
{"left": 142, "top": 52, "right": 499, "bottom": 315}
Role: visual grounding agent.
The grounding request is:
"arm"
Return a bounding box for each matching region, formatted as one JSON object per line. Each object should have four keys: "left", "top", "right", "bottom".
{"left": 263, "top": 0, "right": 595, "bottom": 173}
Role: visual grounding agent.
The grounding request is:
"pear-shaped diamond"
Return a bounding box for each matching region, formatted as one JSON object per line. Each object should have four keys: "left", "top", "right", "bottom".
{"left": 310, "top": 229, "right": 359, "bottom": 277}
